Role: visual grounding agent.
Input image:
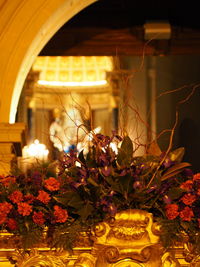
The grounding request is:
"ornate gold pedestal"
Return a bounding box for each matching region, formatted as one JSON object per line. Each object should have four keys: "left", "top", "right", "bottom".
{"left": 0, "top": 210, "right": 192, "bottom": 266}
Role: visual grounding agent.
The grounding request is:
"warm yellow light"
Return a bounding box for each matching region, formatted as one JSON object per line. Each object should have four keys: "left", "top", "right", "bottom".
{"left": 32, "top": 56, "right": 113, "bottom": 87}
{"left": 23, "top": 140, "right": 49, "bottom": 161}
{"left": 37, "top": 80, "right": 107, "bottom": 87}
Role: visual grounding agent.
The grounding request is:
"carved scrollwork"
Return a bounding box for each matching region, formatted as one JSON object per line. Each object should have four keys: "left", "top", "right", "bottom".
{"left": 74, "top": 253, "right": 95, "bottom": 267}
{"left": 104, "top": 246, "right": 120, "bottom": 263}
{"left": 11, "top": 249, "right": 69, "bottom": 267}
{"left": 75, "top": 209, "right": 180, "bottom": 267}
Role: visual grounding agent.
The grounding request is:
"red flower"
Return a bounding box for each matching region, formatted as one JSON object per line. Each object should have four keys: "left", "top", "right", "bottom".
{"left": 193, "top": 173, "right": 200, "bottom": 181}
{"left": 197, "top": 189, "right": 200, "bottom": 196}
{"left": 180, "top": 180, "right": 193, "bottom": 191}
{"left": 0, "top": 176, "right": 16, "bottom": 187}
{"left": 198, "top": 218, "right": 200, "bottom": 228}
{"left": 32, "top": 211, "right": 45, "bottom": 225}
{"left": 0, "top": 215, "right": 7, "bottom": 225}
{"left": 44, "top": 177, "right": 60, "bottom": 191}
{"left": 9, "top": 190, "right": 23, "bottom": 204}
{"left": 7, "top": 218, "right": 18, "bottom": 230}
{"left": 53, "top": 205, "right": 68, "bottom": 223}
{"left": 37, "top": 190, "right": 51, "bottom": 204}
{"left": 0, "top": 202, "right": 12, "bottom": 215}
{"left": 24, "top": 194, "right": 35, "bottom": 204}
{"left": 0, "top": 202, "right": 12, "bottom": 224}
{"left": 17, "top": 202, "right": 32, "bottom": 216}
{"left": 165, "top": 204, "right": 179, "bottom": 220}
{"left": 181, "top": 193, "right": 196, "bottom": 206}
{"left": 180, "top": 206, "right": 194, "bottom": 221}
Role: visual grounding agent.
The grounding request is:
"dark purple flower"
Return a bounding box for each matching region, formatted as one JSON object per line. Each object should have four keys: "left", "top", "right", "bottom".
{"left": 119, "top": 168, "right": 129, "bottom": 176}
{"left": 183, "top": 168, "right": 194, "bottom": 177}
{"left": 108, "top": 190, "right": 116, "bottom": 197}
{"left": 79, "top": 168, "right": 87, "bottom": 178}
{"left": 98, "top": 153, "right": 111, "bottom": 166}
{"left": 32, "top": 171, "right": 42, "bottom": 187}
{"left": 163, "top": 195, "right": 172, "bottom": 204}
{"left": 160, "top": 152, "right": 174, "bottom": 168}
{"left": 62, "top": 151, "right": 77, "bottom": 168}
{"left": 101, "top": 198, "right": 109, "bottom": 206}
{"left": 101, "top": 166, "right": 111, "bottom": 176}
{"left": 93, "top": 134, "right": 111, "bottom": 147}
{"left": 108, "top": 203, "right": 117, "bottom": 216}
{"left": 147, "top": 185, "right": 158, "bottom": 193}
{"left": 133, "top": 181, "right": 142, "bottom": 190}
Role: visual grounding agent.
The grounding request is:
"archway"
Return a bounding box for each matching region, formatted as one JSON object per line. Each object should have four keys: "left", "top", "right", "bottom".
{"left": 0, "top": 0, "right": 97, "bottom": 123}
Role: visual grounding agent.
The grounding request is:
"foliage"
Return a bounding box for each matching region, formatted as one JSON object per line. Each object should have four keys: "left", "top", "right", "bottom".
{"left": 0, "top": 132, "right": 200, "bottom": 253}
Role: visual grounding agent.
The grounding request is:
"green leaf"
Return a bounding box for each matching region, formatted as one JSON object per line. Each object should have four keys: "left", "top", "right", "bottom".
{"left": 104, "top": 176, "right": 123, "bottom": 194}
{"left": 77, "top": 202, "right": 94, "bottom": 221}
{"left": 68, "top": 194, "right": 84, "bottom": 209}
{"left": 121, "top": 136, "right": 133, "bottom": 157}
{"left": 87, "top": 177, "right": 99, "bottom": 187}
{"left": 117, "top": 136, "right": 133, "bottom": 166}
{"left": 161, "top": 162, "right": 191, "bottom": 181}
{"left": 147, "top": 141, "right": 162, "bottom": 156}
{"left": 167, "top": 187, "right": 184, "bottom": 200}
{"left": 53, "top": 192, "right": 77, "bottom": 206}
{"left": 118, "top": 174, "right": 133, "bottom": 196}
{"left": 169, "top": 147, "right": 185, "bottom": 163}
{"left": 78, "top": 150, "right": 86, "bottom": 164}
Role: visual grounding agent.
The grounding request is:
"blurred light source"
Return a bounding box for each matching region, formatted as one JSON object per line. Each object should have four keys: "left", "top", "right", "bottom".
{"left": 23, "top": 140, "right": 49, "bottom": 161}
{"left": 144, "top": 21, "right": 171, "bottom": 40}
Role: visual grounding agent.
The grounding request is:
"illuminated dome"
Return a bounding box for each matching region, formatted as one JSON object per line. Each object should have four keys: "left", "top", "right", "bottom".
{"left": 32, "top": 56, "right": 113, "bottom": 87}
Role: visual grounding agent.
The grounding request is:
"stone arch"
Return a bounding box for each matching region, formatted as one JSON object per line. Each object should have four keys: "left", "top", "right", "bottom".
{"left": 0, "top": 0, "right": 97, "bottom": 123}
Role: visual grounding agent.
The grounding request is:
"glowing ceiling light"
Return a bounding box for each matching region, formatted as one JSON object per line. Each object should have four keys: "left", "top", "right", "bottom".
{"left": 37, "top": 80, "right": 107, "bottom": 87}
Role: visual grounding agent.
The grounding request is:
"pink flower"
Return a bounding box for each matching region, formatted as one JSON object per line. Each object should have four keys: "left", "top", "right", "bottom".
{"left": 37, "top": 190, "right": 51, "bottom": 204}
{"left": 17, "top": 202, "right": 32, "bottom": 216}
{"left": 44, "top": 177, "right": 60, "bottom": 191}
{"left": 165, "top": 204, "right": 179, "bottom": 220}
{"left": 53, "top": 205, "right": 68, "bottom": 223}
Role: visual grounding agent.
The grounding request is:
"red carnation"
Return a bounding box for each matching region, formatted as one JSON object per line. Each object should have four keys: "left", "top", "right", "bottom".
{"left": 7, "top": 218, "right": 18, "bottom": 230}
{"left": 17, "top": 202, "right": 32, "bottom": 216}
{"left": 32, "top": 211, "right": 45, "bottom": 225}
{"left": 53, "top": 205, "right": 68, "bottom": 223}
{"left": 197, "top": 189, "right": 200, "bottom": 196}
{"left": 0, "top": 176, "right": 16, "bottom": 187}
{"left": 44, "top": 177, "right": 60, "bottom": 191}
{"left": 37, "top": 190, "right": 51, "bottom": 204}
{"left": 165, "top": 204, "right": 179, "bottom": 220}
{"left": 0, "top": 202, "right": 12, "bottom": 215}
{"left": 180, "top": 206, "right": 194, "bottom": 221}
{"left": 193, "top": 173, "right": 200, "bottom": 181}
{"left": 0, "top": 215, "right": 7, "bottom": 225}
{"left": 24, "top": 194, "right": 35, "bottom": 204}
{"left": 9, "top": 190, "right": 23, "bottom": 204}
{"left": 180, "top": 180, "right": 193, "bottom": 191}
{"left": 181, "top": 193, "right": 196, "bottom": 206}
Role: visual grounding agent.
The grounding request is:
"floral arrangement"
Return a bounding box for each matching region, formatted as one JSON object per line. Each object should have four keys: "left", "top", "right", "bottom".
{"left": 0, "top": 132, "right": 200, "bottom": 253}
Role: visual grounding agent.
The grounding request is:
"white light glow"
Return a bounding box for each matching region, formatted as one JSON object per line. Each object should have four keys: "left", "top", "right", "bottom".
{"left": 110, "top": 142, "right": 118, "bottom": 154}
{"left": 23, "top": 139, "right": 49, "bottom": 161}
{"left": 37, "top": 80, "right": 107, "bottom": 87}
